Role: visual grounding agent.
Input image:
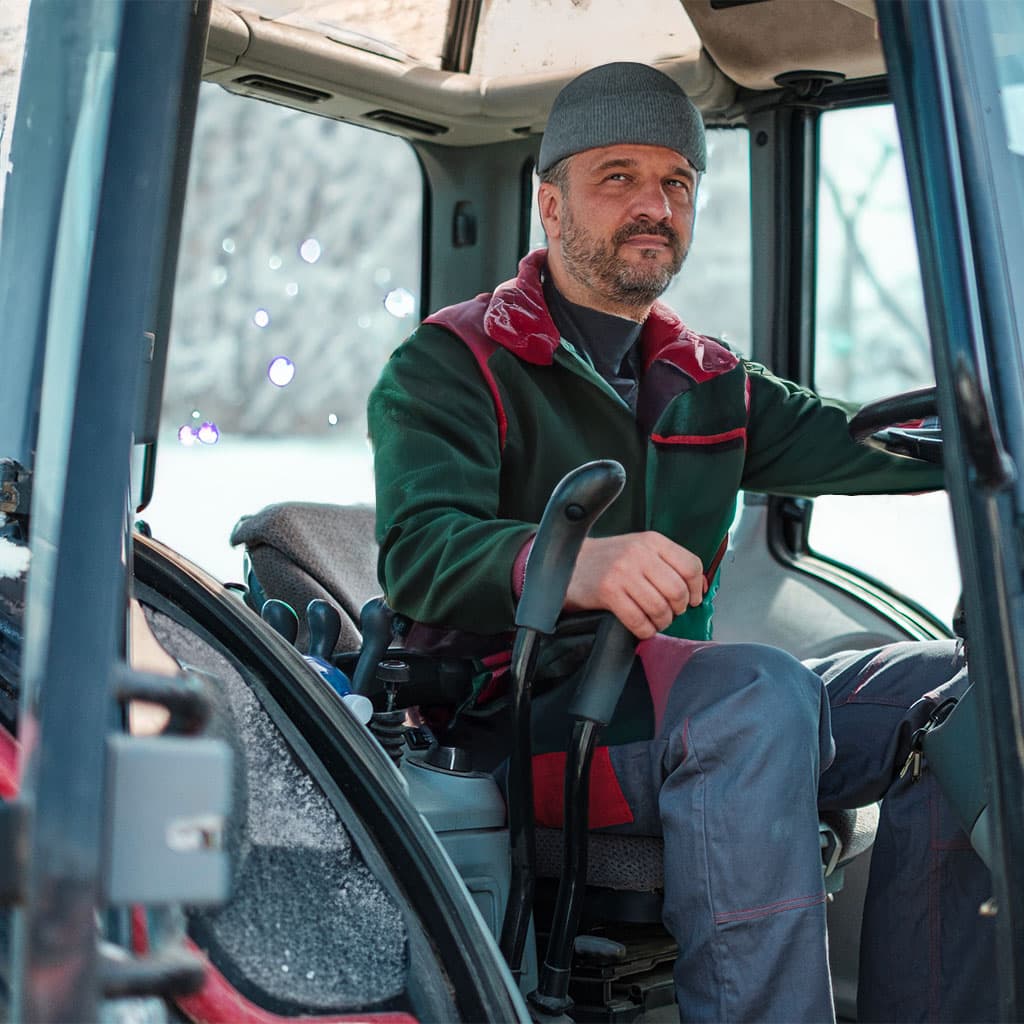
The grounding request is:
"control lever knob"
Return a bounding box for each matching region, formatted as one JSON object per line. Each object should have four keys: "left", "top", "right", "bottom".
{"left": 351, "top": 597, "right": 396, "bottom": 696}
{"left": 306, "top": 599, "right": 342, "bottom": 660}
{"left": 261, "top": 599, "right": 298, "bottom": 646}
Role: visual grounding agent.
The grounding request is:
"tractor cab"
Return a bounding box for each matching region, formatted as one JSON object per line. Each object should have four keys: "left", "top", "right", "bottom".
{"left": 1, "top": 1, "right": 1023, "bottom": 1021}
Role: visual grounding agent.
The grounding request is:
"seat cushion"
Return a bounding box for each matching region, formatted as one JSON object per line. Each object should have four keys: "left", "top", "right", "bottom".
{"left": 535, "top": 827, "right": 665, "bottom": 891}
{"left": 535, "top": 804, "right": 880, "bottom": 894}
{"left": 230, "top": 502, "right": 379, "bottom": 652}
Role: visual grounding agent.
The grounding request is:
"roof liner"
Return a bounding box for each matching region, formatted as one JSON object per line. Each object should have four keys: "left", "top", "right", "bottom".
{"left": 204, "top": 0, "right": 884, "bottom": 146}
{"left": 682, "top": 0, "right": 883, "bottom": 92}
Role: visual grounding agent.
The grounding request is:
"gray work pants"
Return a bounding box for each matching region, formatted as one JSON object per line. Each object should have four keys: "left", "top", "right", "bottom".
{"left": 605, "top": 638, "right": 994, "bottom": 1023}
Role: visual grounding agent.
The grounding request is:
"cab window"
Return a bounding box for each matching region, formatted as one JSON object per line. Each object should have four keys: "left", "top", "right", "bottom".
{"left": 809, "top": 104, "right": 960, "bottom": 624}
{"left": 144, "top": 84, "right": 423, "bottom": 581}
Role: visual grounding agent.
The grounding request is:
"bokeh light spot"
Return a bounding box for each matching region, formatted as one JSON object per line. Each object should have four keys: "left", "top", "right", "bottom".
{"left": 373, "top": 266, "right": 392, "bottom": 287}
{"left": 268, "top": 255, "right": 282, "bottom": 270}
{"left": 253, "top": 308, "right": 271, "bottom": 328}
{"left": 191, "top": 409, "right": 201, "bottom": 420}
{"left": 328, "top": 413, "right": 338, "bottom": 426}
{"left": 268, "top": 356, "right": 295, "bottom": 387}
{"left": 384, "top": 287, "right": 416, "bottom": 319}
{"left": 211, "top": 266, "right": 228, "bottom": 286}
{"left": 285, "top": 282, "right": 299, "bottom": 297}
{"left": 197, "top": 421, "right": 220, "bottom": 445}
{"left": 299, "top": 238, "right": 321, "bottom": 264}
{"left": 221, "top": 238, "right": 236, "bottom": 254}
{"left": 177, "top": 425, "right": 197, "bottom": 446}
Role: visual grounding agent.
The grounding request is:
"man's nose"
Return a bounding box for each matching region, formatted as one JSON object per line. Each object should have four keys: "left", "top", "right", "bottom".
{"left": 630, "top": 180, "right": 672, "bottom": 222}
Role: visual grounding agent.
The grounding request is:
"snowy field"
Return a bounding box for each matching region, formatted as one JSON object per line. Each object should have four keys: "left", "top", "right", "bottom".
{"left": 143, "top": 435, "right": 962, "bottom": 627}
{"left": 143, "top": 434, "right": 376, "bottom": 586}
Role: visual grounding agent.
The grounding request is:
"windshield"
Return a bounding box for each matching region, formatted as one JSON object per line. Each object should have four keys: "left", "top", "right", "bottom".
{"left": 991, "top": 0, "right": 1024, "bottom": 157}
{"left": 0, "top": 1, "right": 31, "bottom": 228}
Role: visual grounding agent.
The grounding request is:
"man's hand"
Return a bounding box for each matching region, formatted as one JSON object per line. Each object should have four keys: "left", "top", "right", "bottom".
{"left": 563, "top": 533, "right": 706, "bottom": 639}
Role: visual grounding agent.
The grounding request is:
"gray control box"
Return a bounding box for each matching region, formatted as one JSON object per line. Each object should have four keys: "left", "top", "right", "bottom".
{"left": 104, "top": 734, "right": 232, "bottom": 906}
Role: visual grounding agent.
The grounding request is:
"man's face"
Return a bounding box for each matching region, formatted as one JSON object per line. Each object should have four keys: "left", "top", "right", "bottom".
{"left": 541, "top": 143, "right": 698, "bottom": 315}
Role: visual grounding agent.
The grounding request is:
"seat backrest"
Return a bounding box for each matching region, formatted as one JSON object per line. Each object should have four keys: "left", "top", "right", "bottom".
{"left": 230, "top": 502, "right": 380, "bottom": 653}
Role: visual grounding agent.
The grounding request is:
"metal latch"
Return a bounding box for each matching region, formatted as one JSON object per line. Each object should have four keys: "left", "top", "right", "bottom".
{"left": 0, "top": 459, "right": 31, "bottom": 516}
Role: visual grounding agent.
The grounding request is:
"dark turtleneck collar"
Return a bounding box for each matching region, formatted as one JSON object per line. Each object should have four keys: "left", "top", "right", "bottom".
{"left": 542, "top": 269, "right": 643, "bottom": 412}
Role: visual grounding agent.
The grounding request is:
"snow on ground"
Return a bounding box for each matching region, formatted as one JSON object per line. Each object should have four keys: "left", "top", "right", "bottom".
{"left": 143, "top": 435, "right": 962, "bottom": 626}
{"left": 143, "top": 434, "right": 375, "bottom": 585}
{"left": 0, "top": 535, "right": 30, "bottom": 579}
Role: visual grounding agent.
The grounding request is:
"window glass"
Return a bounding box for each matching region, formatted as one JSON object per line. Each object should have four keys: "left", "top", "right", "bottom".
{"left": 528, "top": 127, "right": 751, "bottom": 351}
{"left": 814, "top": 104, "right": 931, "bottom": 402}
{"left": 144, "top": 84, "right": 422, "bottom": 582}
{"left": 237, "top": 0, "right": 450, "bottom": 67}
{"left": 0, "top": 0, "right": 31, "bottom": 229}
{"left": 991, "top": 0, "right": 1024, "bottom": 156}
{"left": 473, "top": 0, "right": 700, "bottom": 78}
{"left": 810, "top": 105, "right": 959, "bottom": 625}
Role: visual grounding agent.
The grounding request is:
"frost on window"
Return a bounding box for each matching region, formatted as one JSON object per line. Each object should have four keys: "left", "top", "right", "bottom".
{"left": 147, "top": 609, "right": 408, "bottom": 1012}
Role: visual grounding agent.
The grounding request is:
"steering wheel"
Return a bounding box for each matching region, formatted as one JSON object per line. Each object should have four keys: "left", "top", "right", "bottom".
{"left": 848, "top": 385, "right": 942, "bottom": 464}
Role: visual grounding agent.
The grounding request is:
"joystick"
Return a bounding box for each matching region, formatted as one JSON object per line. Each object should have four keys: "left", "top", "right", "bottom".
{"left": 261, "top": 599, "right": 298, "bottom": 645}
{"left": 351, "top": 597, "right": 396, "bottom": 697}
{"left": 306, "top": 598, "right": 342, "bottom": 660}
{"left": 302, "top": 599, "right": 372, "bottom": 724}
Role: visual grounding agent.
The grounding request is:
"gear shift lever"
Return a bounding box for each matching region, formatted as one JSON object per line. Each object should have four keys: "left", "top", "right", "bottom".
{"left": 306, "top": 598, "right": 342, "bottom": 661}
{"left": 261, "top": 599, "right": 298, "bottom": 645}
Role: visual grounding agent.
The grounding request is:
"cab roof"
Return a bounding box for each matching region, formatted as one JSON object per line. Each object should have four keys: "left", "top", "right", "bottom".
{"left": 205, "top": 0, "right": 884, "bottom": 145}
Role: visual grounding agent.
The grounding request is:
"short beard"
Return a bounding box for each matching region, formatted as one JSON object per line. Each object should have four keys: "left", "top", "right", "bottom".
{"left": 561, "top": 208, "right": 688, "bottom": 312}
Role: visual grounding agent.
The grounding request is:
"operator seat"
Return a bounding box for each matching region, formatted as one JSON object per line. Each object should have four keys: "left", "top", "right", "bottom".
{"left": 230, "top": 502, "right": 879, "bottom": 903}
{"left": 230, "top": 502, "right": 379, "bottom": 653}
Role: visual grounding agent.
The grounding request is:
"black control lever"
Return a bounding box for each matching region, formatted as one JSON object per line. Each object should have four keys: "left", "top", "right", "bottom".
{"left": 351, "top": 597, "right": 396, "bottom": 697}
{"left": 306, "top": 599, "right": 342, "bottom": 660}
{"left": 500, "top": 460, "right": 626, "bottom": 977}
{"left": 515, "top": 461, "right": 627, "bottom": 634}
{"left": 567, "top": 615, "right": 636, "bottom": 727}
{"left": 261, "top": 598, "right": 298, "bottom": 646}
{"left": 533, "top": 613, "right": 636, "bottom": 1014}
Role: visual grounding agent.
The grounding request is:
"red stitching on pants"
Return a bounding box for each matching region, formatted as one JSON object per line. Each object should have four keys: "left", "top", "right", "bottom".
{"left": 929, "top": 784, "right": 941, "bottom": 1021}
{"left": 714, "top": 891, "right": 825, "bottom": 925}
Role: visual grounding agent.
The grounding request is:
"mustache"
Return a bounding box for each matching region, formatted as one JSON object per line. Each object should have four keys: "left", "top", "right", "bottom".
{"left": 612, "top": 220, "right": 680, "bottom": 248}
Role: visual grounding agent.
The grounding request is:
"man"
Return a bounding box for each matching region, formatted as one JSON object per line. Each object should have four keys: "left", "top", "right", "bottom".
{"left": 369, "top": 62, "right": 993, "bottom": 1022}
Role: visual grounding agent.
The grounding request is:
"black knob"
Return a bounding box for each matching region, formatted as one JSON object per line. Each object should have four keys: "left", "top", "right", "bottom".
{"left": 376, "top": 659, "right": 411, "bottom": 687}
{"left": 261, "top": 599, "right": 298, "bottom": 646}
{"left": 351, "top": 597, "right": 397, "bottom": 696}
{"left": 306, "top": 599, "right": 342, "bottom": 660}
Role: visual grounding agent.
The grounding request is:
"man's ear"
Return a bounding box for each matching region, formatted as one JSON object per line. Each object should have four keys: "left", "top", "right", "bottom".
{"left": 537, "top": 181, "right": 563, "bottom": 241}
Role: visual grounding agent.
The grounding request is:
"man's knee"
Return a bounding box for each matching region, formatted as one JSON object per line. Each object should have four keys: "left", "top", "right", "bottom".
{"left": 668, "top": 641, "right": 828, "bottom": 750}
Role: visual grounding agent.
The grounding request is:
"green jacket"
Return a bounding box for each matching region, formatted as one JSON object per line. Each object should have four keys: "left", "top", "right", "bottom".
{"left": 368, "top": 248, "right": 942, "bottom": 644}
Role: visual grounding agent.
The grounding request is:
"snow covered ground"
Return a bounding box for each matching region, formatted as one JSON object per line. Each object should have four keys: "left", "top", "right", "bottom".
{"left": 143, "top": 435, "right": 962, "bottom": 626}
{"left": 143, "top": 433, "right": 375, "bottom": 586}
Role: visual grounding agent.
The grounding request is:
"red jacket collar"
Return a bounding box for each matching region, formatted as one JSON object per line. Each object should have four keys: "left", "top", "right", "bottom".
{"left": 427, "top": 248, "right": 739, "bottom": 382}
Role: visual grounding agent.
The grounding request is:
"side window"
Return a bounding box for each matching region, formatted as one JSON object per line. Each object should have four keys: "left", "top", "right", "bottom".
{"left": 528, "top": 127, "right": 752, "bottom": 351}
{"left": 145, "top": 85, "right": 422, "bottom": 581}
{"left": 809, "top": 104, "right": 959, "bottom": 624}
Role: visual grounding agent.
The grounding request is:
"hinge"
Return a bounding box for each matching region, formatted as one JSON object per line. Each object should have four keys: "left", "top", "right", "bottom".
{"left": 0, "top": 800, "right": 30, "bottom": 904}
{"left": 0, "top": 459, "right": 31, "bottom": 516}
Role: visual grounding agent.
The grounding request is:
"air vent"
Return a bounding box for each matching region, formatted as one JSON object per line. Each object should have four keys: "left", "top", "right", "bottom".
{"left": 774, "top": 70, "right": 846, "bottom": 99}
{"left": 234, "top": 75, "right": 331, "bottom": 104}
{"left": 365, "top": 110, "right": 448, "bottom": 137}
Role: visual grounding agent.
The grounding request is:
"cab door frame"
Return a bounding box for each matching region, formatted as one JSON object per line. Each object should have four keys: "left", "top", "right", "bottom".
{"left": 1, "top": 2, "right": 200, "bottom": 1019}
{"left": 878, "top": 0, "right": 1024, "bottom": 1015}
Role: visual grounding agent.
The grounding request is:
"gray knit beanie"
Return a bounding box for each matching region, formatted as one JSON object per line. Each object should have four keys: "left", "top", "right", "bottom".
{"left": 538, "top": 62, "right": 706, "bottom": 174}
